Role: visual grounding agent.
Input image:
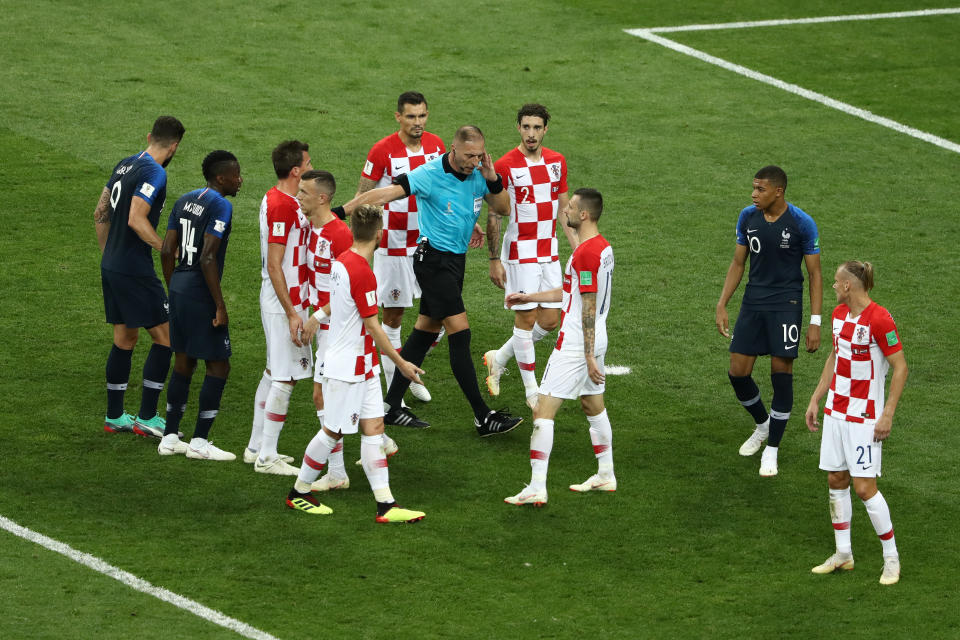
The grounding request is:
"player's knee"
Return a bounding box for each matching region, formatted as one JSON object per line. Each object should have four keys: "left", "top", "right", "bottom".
{"left": 827, "top": 471, "right": 850, "bottom": 490}
{"left": 207, "top": 360, "right": 229, "bottom": 379}
{"left": 852, "top": 479, "right": 877, "bottom": 501}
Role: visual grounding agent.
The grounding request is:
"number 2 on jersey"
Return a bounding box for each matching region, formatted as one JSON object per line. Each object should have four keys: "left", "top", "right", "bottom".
{"left": 517, "top": 185, "right": 533, "bottom": 204}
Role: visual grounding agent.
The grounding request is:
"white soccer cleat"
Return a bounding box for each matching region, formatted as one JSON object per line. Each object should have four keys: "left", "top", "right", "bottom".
{"left": 504, "top": 486, "right": 547, "bottom": 507}
{"left": 569, "top": 474, "right": 617, "bottom": 493}
{"left": 483, "top": 349, "right": 504, "bottom": 396}
{"left": 811, "top": 551, "right": 855, "bottom": 574}
{"left": 157, "top": 434, "right": 188, "bottom": 456}
{"left": 879, "top": 556, "right": 900, "bottom": 585}
{"left": 254, "top": 456, "right": 299, "bottom": 476}
{"left": 243, "top": 448, "right": 294, "bottom": 465}
{"left": 739, "top": 422, "right": 769, "bottom": 456}
{"left": 409, "top": 381, "right": 432, "bottom": 402}
{"left": 310, "top": 473, "right": 350, "bottom": 492}
{"left": 759, "top": 446, "right": 778, "bottom": 477}
{"left": 186, "top": 440, "right": 236, "bottom": 462}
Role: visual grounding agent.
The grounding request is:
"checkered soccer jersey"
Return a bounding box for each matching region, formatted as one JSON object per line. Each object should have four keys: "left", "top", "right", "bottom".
{"left": 306, "top": 215, "right": 353, "bottom": 315}
{"left": 555, "top": 234, "right": 613, "bottom": 356}
{"left": 362, "top": 131, "right": 445, "bottom": 256}
{"left": 495, "top": 147, "right": 568, "bottom": 264}
{"left": 259, "top": 187, "right": 310, "bottom": 313}
{"left": 323, "top": 250, "right": 381, "bottom": 382}
{"left": 824, "top": 302, "right": 902, "bottom": 424}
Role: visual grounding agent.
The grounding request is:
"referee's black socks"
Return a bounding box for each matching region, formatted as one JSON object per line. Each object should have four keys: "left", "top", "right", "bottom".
{"left": 385, "top": 328, "right": 439, "bottom": 409}
{"left": 446, "top": 329, "right": 489, "bottom": 420}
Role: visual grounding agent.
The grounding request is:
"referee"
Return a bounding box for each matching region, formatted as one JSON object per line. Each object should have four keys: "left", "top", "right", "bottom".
{"left": 345, "top": 125, "right": 523, "bottom": 436}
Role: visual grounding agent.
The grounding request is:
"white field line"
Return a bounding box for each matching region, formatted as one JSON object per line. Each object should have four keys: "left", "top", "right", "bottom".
{"left": 0, "top": 514, "right": 280, "bottom": 640}
{"left": 605, "top": 365, "right": 632, "bottom": 375}
{"left": 638, "top": 7, "right": 960, "bottom": 33}
{"left": 624, "top": 10, "right": 960, "bottom": 155}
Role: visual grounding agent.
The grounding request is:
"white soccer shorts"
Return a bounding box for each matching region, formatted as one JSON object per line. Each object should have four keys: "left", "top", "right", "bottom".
{"left": 260, "top": 308, "right": 313, "bottom": 382}
{"left": 374, "top": 253, "right": 420, "bottom": 308}
{"left": 503, "top": 260, "right": 562, "bottom": 310}
{"left": 313, "top": 325, "right": 329, "bottom": 383}
{"left": 539, "top": 350, "right": 605, "bottom": 400}
{"left": 322, "top": 376, "right": 385, "bottom": 435}
{"left": 818, "top": 414, "right": 883, "bottom": 478}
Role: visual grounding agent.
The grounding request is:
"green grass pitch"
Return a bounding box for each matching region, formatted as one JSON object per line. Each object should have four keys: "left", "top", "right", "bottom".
{"left": 1, "top": 1, "right": 959, "bottom": 638}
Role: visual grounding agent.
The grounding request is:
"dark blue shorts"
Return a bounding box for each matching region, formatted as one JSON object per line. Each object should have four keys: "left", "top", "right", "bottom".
{"left": 101, "top": 268, "right": 169, "bottom": 329}
{"left": 413, "top": 241, "right": 466, "bottom": 321}
{"left": 169, "top": 290, "right": 232, "bottom": 361}
{"left": 730, "top": 307, "right": 803, "bottom": 358}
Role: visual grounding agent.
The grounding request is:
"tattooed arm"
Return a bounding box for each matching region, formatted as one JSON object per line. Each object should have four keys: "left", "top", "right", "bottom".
{"left": 94, "top": 187, "right": 111, "bottom": 252}
{"left": 582, "top": 292, "right": 605, "bottom": 384}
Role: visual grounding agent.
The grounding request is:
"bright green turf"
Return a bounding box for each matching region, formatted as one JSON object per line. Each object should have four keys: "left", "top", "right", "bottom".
{"left": 1, "top": 1, "right": 959, "bottom": 638}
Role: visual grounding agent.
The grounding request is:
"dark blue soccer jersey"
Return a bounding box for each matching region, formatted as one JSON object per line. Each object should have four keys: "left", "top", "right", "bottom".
{"left": 167, "top": 187, "right": 233, "bottom": 300}
{"left": 101, "top": 151, "right": 167, "bottom": 276}
{"left": 735, "top": 203, "right": 819, "bottom": 310}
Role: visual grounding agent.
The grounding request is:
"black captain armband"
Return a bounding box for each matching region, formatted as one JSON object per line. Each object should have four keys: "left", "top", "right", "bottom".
{"left": 332, "top": 205, "right": 347, "bottom": 220}
{"left": 392, "top": 174, "right": 412, "bottom": 197}
{"left": 486, "top": 175, "right": 504, "bottom": 194}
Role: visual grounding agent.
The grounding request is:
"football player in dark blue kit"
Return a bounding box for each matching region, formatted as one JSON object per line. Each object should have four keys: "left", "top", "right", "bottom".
{"left": 94, "top": 116, "right": 185, "bottom": 436}
{"left": 716, "top": 166, "right": 822, "bottom": 477}
{"left": 157, "top": 151, "right": 242, "bottom": 460}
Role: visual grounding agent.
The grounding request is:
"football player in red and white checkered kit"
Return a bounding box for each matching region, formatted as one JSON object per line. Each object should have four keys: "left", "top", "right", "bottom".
{"left": 502, "top": 189, "right": 616, "bottom": 507}
{"left": 485, "top": 104, "right": 579, "bottom": 409}
{"left": 355, "top": 92, "right": 445, "bottom": 404}
{"left": 286, "top": 205, "right": 426, "bottom": 523}
{"left": 245, "top": 141, "right": 314, "bottom": 476}
{"left": 805, "top": 261, "right": 908, "bottom": 586}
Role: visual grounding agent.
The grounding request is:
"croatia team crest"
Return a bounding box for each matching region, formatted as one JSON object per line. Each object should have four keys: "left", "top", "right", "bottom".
{"left": 391, "top": 288, "right": 401, "bottom": 302}
{"left": 299, "top": 357, "right": 309, "bottom": 370}
{"left": 856, "top": 326, "right": 867, "bottom": 342}
{"left": 319, "top": 239, "right": 329, "bottom": 254}
{"left": 351, "top": 413, "right": 359, "bottom": 425}
{"left": 550, "top": 163, "right": 561, "bottom": 180}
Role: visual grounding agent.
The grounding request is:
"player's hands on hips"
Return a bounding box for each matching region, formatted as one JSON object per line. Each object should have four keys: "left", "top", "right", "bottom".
{"left": 213, "top": 305, "right": 228, "bottom": 328}
{"left": 397, "top": 360, "right": 424, "bottom": 385}
{"left": 586, "top": 355, "right": 605, "bottom": 385}
{"left": 489, "top": 259, "right": 506, "bottom": 289}
{"left": 288, "top": 314, "right": 305, "bottom": 347}
{"left": 873, "top": 414, "right": 892, "bottom": 442}
{"left": 469, "top": 223, "right": 485, "bottom": 249}
{"left": 505, "top": 292, "right": 528, "bottom": 308}
{"left": 715, "top": 305, "right": 730, "bottom": 338}
{"left": 804, "top": 399, "right": 821, "bottom": 431}
{"left": 301, "top": 316, "right": 321, "bottom": 343}
{"left": 479, "top": 150, "right": 497, "bottom": 181}
{"left": 805, "top": 323, "right": 821, "bottom": 352}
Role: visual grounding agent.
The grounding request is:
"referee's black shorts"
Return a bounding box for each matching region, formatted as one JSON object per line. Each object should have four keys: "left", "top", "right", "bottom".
{"left": 413, "top": 240, "right": 466, "bottom": 321}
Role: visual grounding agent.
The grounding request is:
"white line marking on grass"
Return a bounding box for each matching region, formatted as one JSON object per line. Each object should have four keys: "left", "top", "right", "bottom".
{"left": 625, "top": 9, "right": 960, "bottom": 155}
{"left": 605, "top": 365, "right": 632, "bottom": 375}
{"left": 0, "top": 514, "right": 280, "bottom": 640}
{"left": 639, "top": 8, "right": 960, "bottom": 33}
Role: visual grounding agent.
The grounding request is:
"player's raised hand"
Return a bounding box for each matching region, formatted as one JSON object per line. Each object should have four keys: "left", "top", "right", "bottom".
{"left": 397, "top": 360, "right": 424, "bottom": 385}
{"left": 479, "top": 150, "right": 497, "bottom": 181}
{"left": 805, "top": 323, "right": 821, "bottom": 352}
{"left": 716, "top": 306, "right": 730, "bottom": 338}
{"left": 804, "top": 399, "right": 820, "bottom": 431}
{"left": 213, "top": 305, "right": 228, "bottom": 328}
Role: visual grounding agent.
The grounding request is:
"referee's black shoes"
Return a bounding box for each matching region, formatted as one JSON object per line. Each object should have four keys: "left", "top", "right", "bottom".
{"left": 475, "top": 409, "right": 523, "bottom": 437}
{"left": 384, "top": 406, "right": 431, "bottom": 429}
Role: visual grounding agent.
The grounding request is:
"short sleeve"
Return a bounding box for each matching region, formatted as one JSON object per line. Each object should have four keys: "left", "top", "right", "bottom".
{"left": 735, "top": 207, "right": 751, "bottom": 246}
{"left": 494, "top": 157, "right": 511, "bottom": 187}
{"left": 362, "top": 141, "right": 386, "bottom": 181}
{"left": 558, "top": 155, "right": 568, "bottom": 193}
{"left": 406, "top": 163, "right": 431, "bottom": 199}
{"left": 205, "top": 199, "right": 233, "bottom": 238}
{"left": 871, "top": 309, "right": 903, "bottom": 356}
{"left": 571, "top": 244, "right": 601, "bottom": 294}
{"left": 331, "top": 223, "right": 354, "bottom": 258}
{"left": 351, "top": 264, "right": 379, "bottom": 318}
{"left": 267, "top": 196, "right": 298, "bottom": 244}
{"left": 133, "top": 164, "right": 166, "bottom": 205}
{"left": 796, "top": 209, "right": 820, "bottom": 255}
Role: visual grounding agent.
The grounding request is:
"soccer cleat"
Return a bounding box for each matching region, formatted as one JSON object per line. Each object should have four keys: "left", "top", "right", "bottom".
{"left": 739, "top": 423, "right": 769, "bottom": 456}
{"left": 475, "top": 409, "right": 522, "bottom": 437}
{"left": 186, "top": 440, "right": 236, "bottom": 461}
{"left": 286, "top": 489, "right": 333, "bottom": 515}
{"left": 811, "top": 552, "right": 855, "bottom": 574}
{"left": 157, "top": 434, "right": 188, "bottom": 456}
{"left": 879, "top": 557, "right": 900, "bottom": 585}
{"left": 759, "top": 446, "right": 778, "bottom": 477}
{"left": 384, "top": 406, "right": 430, "bottom": 428}
{"left": 569, "top": 474, "right": 617, "bottom": 493}
{"left": 375, "top": 506, "right": 425, "bottom": 523}
{"left": 310, "top": 473, "right": 350, "bottom": 492}
{"left": 254, "top": 456, "right": 300, "bottom": 476}
{"left": 243, "top": 448, "right": 294, "bottom": 465}
{"left": 132, "top": 413, "right": 166, "bottom": 438}
{"left": 504, "top": 486, "right": 548, "bottom": 507}
{"left": 483, "top": 350, "right": 504, "bottom": 396}
{"left": 409, "top": 381, "right": 432, "bottom": 402}
{"left": 103, "top": 413, "right": 136, "bottom": 434}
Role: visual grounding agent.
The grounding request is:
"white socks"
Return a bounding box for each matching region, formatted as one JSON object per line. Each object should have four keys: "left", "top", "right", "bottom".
{"left": 247, "top": 370, "right": 272, "bottom": 452}
{"left": 259, "top": 380, "right": 292, "bottom": 461}
{"left": 587, "top": 410, "right": 615, "bottom": 478}
{"left": 864, "top": 491, "right": 898, "bottom": 558}
{"left": 361, "top": 434, "right": 393, "bottom": 504}
{"left": 529, "top": 418, "right": 555, "bottom": 492}
{"left": 829, "top": 487, "right": 853, "bottom": 554}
